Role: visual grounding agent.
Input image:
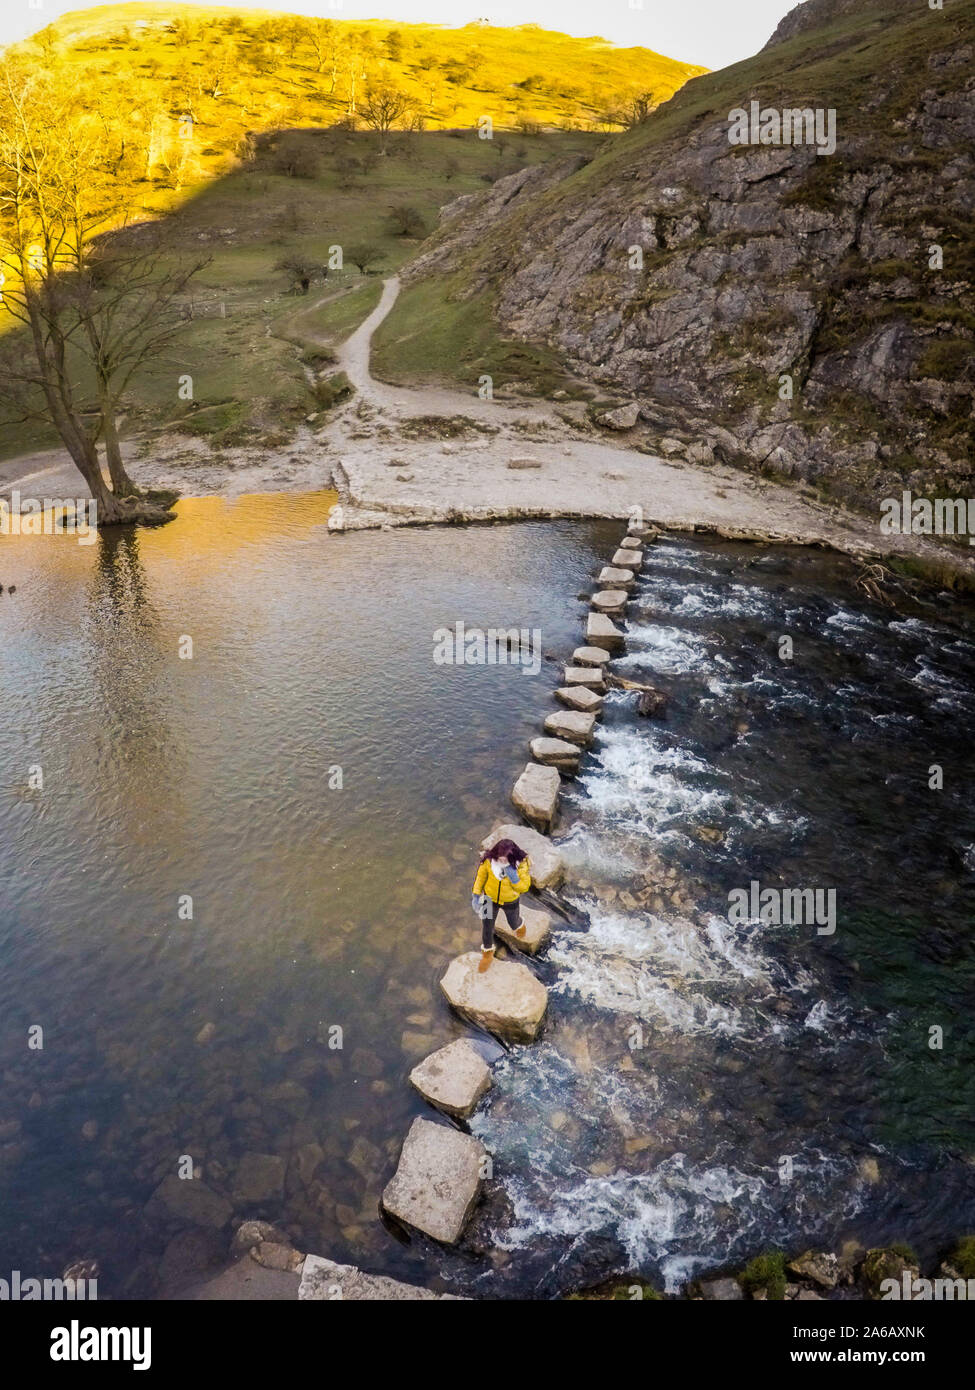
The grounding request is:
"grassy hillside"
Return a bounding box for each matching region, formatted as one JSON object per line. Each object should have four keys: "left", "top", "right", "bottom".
{"left": 0, "top": 4, "right": 704, "bottom": 460}
{"left": 373, "top": 0, "right": 975, "bottom": 511}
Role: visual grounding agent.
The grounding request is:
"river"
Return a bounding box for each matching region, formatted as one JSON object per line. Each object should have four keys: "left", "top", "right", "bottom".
{"left": 0, "top": 496, "right": 972, "bottom": 1297}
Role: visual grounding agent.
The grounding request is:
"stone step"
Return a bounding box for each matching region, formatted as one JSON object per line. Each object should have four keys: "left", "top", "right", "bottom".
{"left": 610, "top": 548, "right": 643, "bottom": 570}
{"left": 381, "top": 1117, "right": 485, "bottom": 1244}
{"left": 564, "top": 667, "right": 606, "bottom": 692}
{"left": 590, "top": 588, "right": 629, "bottom": 615}
{"left": 480, "top": 823, "right": 563, "bottom": 889}
{"left": 597, "top": 566, "right": 637, "bottom": 588}
{"left": 440, "top": 952, "right": 548, "bottom": 1043}
{"left": 300, "top": 1253, "right": 466, "bottom": 1300}
{"left": 530, "top": 736, "right": 581, "bottom": 770}
{"left": 409, "top": 1039, "right": 492, "bottom": 1120}
{"left": 572, "top": 645, "right": 613, "bottom": 667}
{"left": 494, "top": 902, "right": 553, "bottom": 957}
{"left": 586, "top": 613, "right": 625, "bottom": 651}
{"left": 555, "top": 685, "right": 603, "bottom": 713}
{"left": 544, "top": 709, "right": 597, "bottom": 746}
{"left": 512, "top": 761, "right": 559, "bottom": 831}
{"left": 620, "top": 535, "right": 644, "bottom": 549}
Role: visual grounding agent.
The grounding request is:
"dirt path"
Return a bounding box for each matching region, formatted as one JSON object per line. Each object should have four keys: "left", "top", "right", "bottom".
{"left": 2, "top": 273, "right": 972, "bottom": 582}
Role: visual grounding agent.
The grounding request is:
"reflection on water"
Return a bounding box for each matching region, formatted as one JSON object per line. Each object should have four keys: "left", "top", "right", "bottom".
{"left": 0, "top": 494, "right": 620, "bottom": 1296}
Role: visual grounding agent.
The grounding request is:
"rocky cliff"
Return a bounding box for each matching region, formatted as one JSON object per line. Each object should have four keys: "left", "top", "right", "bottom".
{"left": 402, "top": 0, "right": 975, "bottom": 512}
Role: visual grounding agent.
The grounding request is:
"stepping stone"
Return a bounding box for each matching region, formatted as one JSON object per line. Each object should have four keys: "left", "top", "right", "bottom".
{"left": 555, "top": 685, "right": 603, "bottom": 713}
{"left": 530, "top": 736, "right": 581, "bottom": 771}
{"left": 544, "top": 710, "right": 596, "bottom": 746}
{"left": 409, "top": 1040, "right": 492, "bottom": 1120}
{"left": 512, "top": 761, "right": 560, "bottom": 831}
{"left": 611, "top": 548, "right": 643, "bottom": 569}
{"left": 300, "top": 1253, "right": 466, "bottom": 1300}
{"left": 590, "top": 588, "right": 629, "bottom": 615}
{"left": 381, "top": 1117, "right": 485, "bottom": 1244}
{"left": 493, "top": 902, "right": 553, "bottom": 957}
{"left": 597, "top": 566, "right": 637, "bottom": 588}
{"left": 586, "top": 613, "right": 625, "bottom": 651}
{"left": 440, "top": 952, "right": 548, "bottom": 1043}
{"left": 572, "top": 646, "right": 613, "bottom": 667}
{"left": 620, "top": 536, "right": 644, "bottom": 549}
{"left": 563, "top": 666, "right": 606, "bottom": 689}
{"left": 480, "top": 822, "right": 563, "bottom": 889}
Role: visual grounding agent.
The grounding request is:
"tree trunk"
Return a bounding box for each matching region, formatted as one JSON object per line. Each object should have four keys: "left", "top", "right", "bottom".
{"left": 100, "top": 401, "right": 138, "bottom": 497}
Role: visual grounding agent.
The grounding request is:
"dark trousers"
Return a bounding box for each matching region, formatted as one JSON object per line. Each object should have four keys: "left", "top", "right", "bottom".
{"left": 482, "top": 897, "right": 523, "bottom": 951}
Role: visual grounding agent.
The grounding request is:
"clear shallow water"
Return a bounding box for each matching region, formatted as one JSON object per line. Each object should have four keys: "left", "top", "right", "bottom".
{"left": 469, "top": 537, "right": 975, "bottom": 1296}
{"left": 0, "top": 495, "right": 620, "bottom": 1296}
{"left": 1, "top": 508, "right": 973, "bottom": 1299}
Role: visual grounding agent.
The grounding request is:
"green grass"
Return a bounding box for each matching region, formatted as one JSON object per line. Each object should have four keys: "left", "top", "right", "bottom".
{"left": 0, "top": 128, "right": 597, "bottom": 459}
{"left": 371, "top": 274, "right": 579, "bottom": 396}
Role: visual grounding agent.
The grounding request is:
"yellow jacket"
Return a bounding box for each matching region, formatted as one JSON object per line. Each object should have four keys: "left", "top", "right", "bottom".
{"left": 472, "top": 857, "right": 531, "bottom": 905}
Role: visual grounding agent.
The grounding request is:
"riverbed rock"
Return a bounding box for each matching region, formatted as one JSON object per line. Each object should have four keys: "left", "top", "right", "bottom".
{"left": 530, "top": 736, "right": 581, "bottom": 770}
{"left": 440, "top": 952, "right": 548, "bottom": 1043}
{"left": 572, "top": 645, "right": 613, "bottom": 667}
{"left": 231, "top": 1219, "right": 292, "bottom": 1256}
{"left": 381, "top": 1117, "right": 486, "bottom": 1244}
{"left": 555, "top": 685, "right": 603, "bottom": 713}
{"left": 563, "top": 666, "right": 606, "bottom": 689}
{"left": 148, "top": 1174, "right": 233, "bottom": 1230}
{"left": 494, "top": 902, "right": 553, "bottom": 956}
{"left": 409, "top": 1040, "right": 492, "bottom": 1120}
{"left": 480, "top": 823, "right": 563, "bottom": 889}
{"left": 610, "top": 548, "right": 643, "bottom": 570}
{"left": 507, "top": 456, "right": 543, "bottom": 469}
{"left": 300, "top": 1252, "right": 465, "bottom": 1300}
{"left": 585, "top": 613, "right": 625, "bottom": 651}
{"left": 511, "top": 761, "right": 560, "bottom": 831}
{"left": 233, "top": 1152, "right": 286, "bottom": 1206}
{"left": 590, "top": 589, "right": 629, "bottom": 615}
{"left": 544, "top": 710, "right": 596, "bottom": 746}
{"left": 597, "top": 566, "right": 637, "bottom": 588}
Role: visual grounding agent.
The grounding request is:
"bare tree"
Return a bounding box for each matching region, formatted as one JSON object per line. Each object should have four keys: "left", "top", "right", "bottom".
{"left": 0, "top": 64, "right": 207, "bottom": 522}
{"left": 359, "top": 78, "right": 416, "bottom": 154}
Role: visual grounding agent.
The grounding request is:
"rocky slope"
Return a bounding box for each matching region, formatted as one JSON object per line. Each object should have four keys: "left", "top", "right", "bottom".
{"left": 402, "top": 0, "right": 975, "bottom": 513}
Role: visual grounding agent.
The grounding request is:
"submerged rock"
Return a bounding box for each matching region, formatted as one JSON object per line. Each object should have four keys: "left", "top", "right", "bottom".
{"left": 382, "top": 1117, "right": 486, "bottom": 1244}
{"left": 512, "top": 761, "right": 560, "bottom": 831}
{"left": 409, "top": 1039, "right": 492, "bottom": 1120}
{"left": 148, "top": 1174, "right": 233, "bottom": 1230}
{"left": 440, "top": 952, "right": 548, "bottom": 1043}
{"left": 233, "top": 1152, "right": 286, "bottom": 1205}
{"left": 480, "top": 822, "right": 563, "bottom": 889}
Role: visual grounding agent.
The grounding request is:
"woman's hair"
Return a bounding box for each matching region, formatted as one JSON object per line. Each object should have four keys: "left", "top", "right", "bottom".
{"left": 480, "top": 838, "right": 526, "bottom": 867}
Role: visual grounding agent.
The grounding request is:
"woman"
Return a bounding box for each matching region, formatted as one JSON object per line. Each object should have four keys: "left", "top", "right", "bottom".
{"left": 472, "top": 838, "right": 531, "bottom": 972}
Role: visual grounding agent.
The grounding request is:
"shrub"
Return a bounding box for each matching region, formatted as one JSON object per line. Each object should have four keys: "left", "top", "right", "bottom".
{"left": 739, "top": 1252, "right": 786, "bottom": 1301}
